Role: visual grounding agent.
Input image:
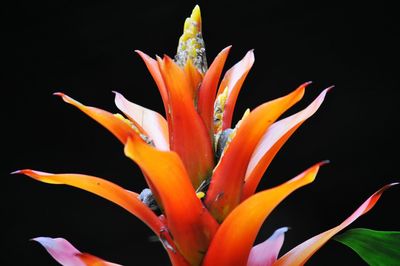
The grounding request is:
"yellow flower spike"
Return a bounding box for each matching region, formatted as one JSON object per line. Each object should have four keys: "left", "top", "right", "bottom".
{"left": 175, "top": 5, "right": 207, "bottom": 74}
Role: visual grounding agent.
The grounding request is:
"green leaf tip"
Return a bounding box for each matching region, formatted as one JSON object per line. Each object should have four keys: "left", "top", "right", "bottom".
{"left": 334, "top": 228, "right": 400, "bottom": 266}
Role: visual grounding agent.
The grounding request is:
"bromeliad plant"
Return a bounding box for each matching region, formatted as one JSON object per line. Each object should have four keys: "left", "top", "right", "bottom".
{"left": 15, "top": 5, "right": 399, "bottom": 266}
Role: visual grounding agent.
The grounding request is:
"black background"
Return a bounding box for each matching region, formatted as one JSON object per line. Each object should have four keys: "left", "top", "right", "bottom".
{"left": 4, "top": 1, "right": 400, "bottom": 265}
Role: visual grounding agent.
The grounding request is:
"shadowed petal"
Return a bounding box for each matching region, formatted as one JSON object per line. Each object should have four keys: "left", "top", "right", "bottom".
{"left": 274, "top": 183, "right": 399, "bottom": 266}
{"left": 32, "top": 237, "right": 120, "bottom": 266}
{"left": 158, "top": 56, "right": 214, "bottom": 188}
{"left": 247, "top": 227, "right": 289, "bottom": 266}
{"left": 124, "top": 136, "right": 218, "bottom": 265}
{"left": 203, "top": 162, "right": 324, "bottom": 266}
{"left": 197, "top": 46, "right": 231, "bottom": 135}
{"left": 114, "top": 91, "right": 169, "bottom": 150}
{"left": 216, "top": 50, "right": 255, "bottom": 131}
{"left": 14, "top": 170, "right": 163, "bottom": 235}
{"left": 135, "top": 50, "right": 169, "bottom": 114}
{"left": 243, "top": 87, "right": 330, "bottom": 200}
{"left": 54, "top": 93, "right": 136, "bottom": 144}
{"left": 205, "top": 84, "right": 308, "bottom": 222}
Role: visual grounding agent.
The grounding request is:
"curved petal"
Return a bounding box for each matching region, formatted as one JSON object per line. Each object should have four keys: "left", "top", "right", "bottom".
{"left": 243, "top": 87, "right": 330, "bottom": 200}
{"left": 32, "top": 237, "right": 85, "bottom": 266}
{"left": 135, "top": 50, "right": 169, "bottom": 114}
{"left": 54, "top": 93, "right": 135, "bottom": 144}
{"left": 216, "top": 50, "right": 255, "bottom": 131}
{"left": 197, "top": 46, "right": 231, "bottom": 134}
{"left": 124, "top": 136, "right": 218, "bottom": 265}
{"left": 205, "top": 84, "right": 308, "bottom": 222}
{"left": 158, "top": 56, "right": 214, "bottom": 188}
{"left": 247, "top": 227, "right": 289, "bottom": 266}
{"left": 32, "top": 237, "right": 120, "bottom": 266}
{"left": 14, "top": 170, "right": 163, "bottom": 235}
{"left": 274, "top": 183, "right": 399, "bottom": 266}
{"left": 203, "top": 162, "right": 324, "bottom": 266}
{"left": 114, "top": 91, "right": 169, "bottom": 150}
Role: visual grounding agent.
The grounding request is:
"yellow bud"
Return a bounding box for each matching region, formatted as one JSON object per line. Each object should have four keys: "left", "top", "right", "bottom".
{"left": 196, "top": 191, "right": 205, "bottom": 199}
{"left": 175, "top": 5, "right": 207, "bottom": 73}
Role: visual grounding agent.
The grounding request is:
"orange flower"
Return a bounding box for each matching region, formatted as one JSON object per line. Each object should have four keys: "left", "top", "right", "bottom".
{"left": 15, "top": 5, "right": 397, "bottom": 266}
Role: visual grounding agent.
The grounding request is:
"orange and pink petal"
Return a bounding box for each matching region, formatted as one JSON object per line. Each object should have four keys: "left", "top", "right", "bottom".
{"left": 243, "top": 87, "right": 330, "bottom": 200}
{"left": 247, "top": 227, "right": 289, "bottom": 266}
{"left": 197, "top": 46, "right": 231, "bottom": 135}
{"left": 114, "top": 91, "right": 169, "bottom": 150}
{"left": 205, "top": 84, "right": 308, "bottom": 222}
{"left": 216, "top": 50, "right": 255, "bottom": 131}
{"left": 32, "top": 237, "right": 120, "bottom": 266}
{"left": 203, "top": 162, "right": 324, "bottom": 266}
{"left": 274, "top": 183, "right": 399, "bottom": 266}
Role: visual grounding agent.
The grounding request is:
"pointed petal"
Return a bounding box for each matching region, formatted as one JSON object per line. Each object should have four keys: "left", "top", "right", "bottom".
{"left": 216, "top": 50, "right": 255, "bottom": 131}
{"left": 274, "top": 183, "right": 399, "bottom": 266}
{"left": 124, "top": 136, "right": 218, "bottom": 265}
{"left": 135, "top": 50, "right": 169, "bottom": 113}
{"left": 247, "top": 227, "right": 289, "bottom": 266}
{"left": 14, "top": 170, "right": 163, "bottom": 235}
{"left": 203, "top": 163, "right": 323, "bottom": 266}
{"left": 205, "top": 84, "right": 307, "bottom": 222}
{"left": 54, "top": 93, "right": 135, "bottom": 144}
{"left": 158, "top": 56, "right": 214, "bottom": 188}
{"left": 32, "top": 237, "right": 85, "bottom": 266}
{"left": 32, "top": 237, "right": 120, "bottom": 266}
{"left": 183, "top": 59, "right": 203, "bottom": 99}
{"left": 114, "top": 91, "right": 169, "bottom": 150}
{"left": 197, "top": 46, "right": 231, "bottom": 134}
{"left": 243, "top": 87, "right": 329, "bottom": 200}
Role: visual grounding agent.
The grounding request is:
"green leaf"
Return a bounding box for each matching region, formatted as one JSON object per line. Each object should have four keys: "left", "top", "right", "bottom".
{"left": 334, "top": 228, "right": 400, "bottom": 266}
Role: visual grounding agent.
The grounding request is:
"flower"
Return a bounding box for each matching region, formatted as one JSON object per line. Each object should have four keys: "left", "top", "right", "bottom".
{"left": 14, "top": 5, "right": 397, "bottom": 266}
